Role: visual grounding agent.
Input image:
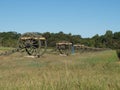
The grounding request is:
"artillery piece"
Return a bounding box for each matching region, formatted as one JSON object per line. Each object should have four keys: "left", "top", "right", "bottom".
{"left": 18, "top": 33, "right": 47, "bottom": 57}
{"left": 73, "top": 44, "right": 107, "bottom": 53}
{"left": 0, "top": 33, "right": 47, "bottom": 57}
{"left": 56, "top": 41, "right": 72, "bottom": 55}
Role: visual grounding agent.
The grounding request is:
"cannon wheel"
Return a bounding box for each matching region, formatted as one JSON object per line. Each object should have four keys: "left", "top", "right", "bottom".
{"left": 58, "top": 48, "right": 71, "bottom": 56}
{"left": 25, "top": 39, "right": 47, "bottom": 57}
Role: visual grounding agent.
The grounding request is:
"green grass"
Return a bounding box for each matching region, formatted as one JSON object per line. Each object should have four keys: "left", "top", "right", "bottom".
{"left": 0, "top": 50, "right": 120, "bottom": 90}
{"left": 0, "top": 47, "right": 14, "bottom": 50}
{"left": 0, "top": 47, "right": 14, "bottom": 53}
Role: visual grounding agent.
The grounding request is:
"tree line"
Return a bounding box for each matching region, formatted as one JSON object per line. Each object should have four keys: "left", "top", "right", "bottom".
{"left": 0, "top": 30, "right": 120, "bottom": 49}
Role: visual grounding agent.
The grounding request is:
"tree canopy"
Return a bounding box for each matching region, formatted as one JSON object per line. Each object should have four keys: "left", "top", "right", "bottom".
{"left": 0, "top": 30, "right": 120, "bottom": 49}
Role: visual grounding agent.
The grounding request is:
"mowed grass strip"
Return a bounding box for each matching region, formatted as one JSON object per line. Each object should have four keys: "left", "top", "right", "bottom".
{"left": 0, "top": 50, "right": 120, "bottom": 90}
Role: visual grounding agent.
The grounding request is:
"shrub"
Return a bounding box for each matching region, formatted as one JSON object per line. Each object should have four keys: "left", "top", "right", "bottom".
{"left": 116, "top": 49, "right": 120, "bottom": 60}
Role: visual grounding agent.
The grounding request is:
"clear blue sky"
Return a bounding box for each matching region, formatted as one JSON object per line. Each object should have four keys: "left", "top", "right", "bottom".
{"left": 0, "top": 0, "right": 120, "bottom": 37}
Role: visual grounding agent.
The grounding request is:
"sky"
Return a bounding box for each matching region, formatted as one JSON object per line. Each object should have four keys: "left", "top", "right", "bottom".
{"left": 0, "top": 0, "right": 120, "bottom": 38}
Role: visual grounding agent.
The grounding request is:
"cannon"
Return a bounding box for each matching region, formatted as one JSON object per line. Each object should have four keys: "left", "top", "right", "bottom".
{"left": 0, "top": 32, "right": 47, "bottom": 57}
{"left": 18, "top": 33, "right": 47, "bottom": 57}
{"left": 56, "top": 41, "right": 72, "bottom": 55}
{"left": 73, "top": 44, "right": 107, "bottom": 53}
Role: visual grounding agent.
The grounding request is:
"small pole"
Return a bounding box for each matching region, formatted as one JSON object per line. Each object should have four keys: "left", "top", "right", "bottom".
{"left": 71, "top": 42, "right": 74, "bottom": 55}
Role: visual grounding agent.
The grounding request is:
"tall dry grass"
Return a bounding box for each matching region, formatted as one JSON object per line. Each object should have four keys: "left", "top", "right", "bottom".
{"left": 0, "top": 50, "right": 120, "bottom": 90}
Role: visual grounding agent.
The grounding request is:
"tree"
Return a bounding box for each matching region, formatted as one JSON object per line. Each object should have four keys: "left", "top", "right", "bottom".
{"left": 104, "top": 30, "right": 113, "bottom": 48}
{"left": 0, "top": 31, "right": 21, "bottom": 47}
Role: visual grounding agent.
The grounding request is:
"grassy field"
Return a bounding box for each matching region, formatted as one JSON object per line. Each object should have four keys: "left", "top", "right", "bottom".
{"left": 0, "top": 47, "right": 14, "bottom": 53}
{"left": 0, "top": 49, "right": 120, "bottom": 90}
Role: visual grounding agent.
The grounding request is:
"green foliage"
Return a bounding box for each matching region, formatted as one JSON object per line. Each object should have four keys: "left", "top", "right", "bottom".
{"left": 0, "top": 30, "right": 120, "bottom": 49}
{"left": 90, "top": 30, "right": 120, "bottom": 49}
{"left": 43, "top": 31, "right": 81, "bottom": 47}
{"left": 0, "top": 31, "right": 21, "bottom": 47}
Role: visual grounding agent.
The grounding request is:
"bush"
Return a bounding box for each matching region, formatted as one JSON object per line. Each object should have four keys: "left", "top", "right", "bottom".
{"left": 116, "top": 49, "right": 120, "bottom": 60}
